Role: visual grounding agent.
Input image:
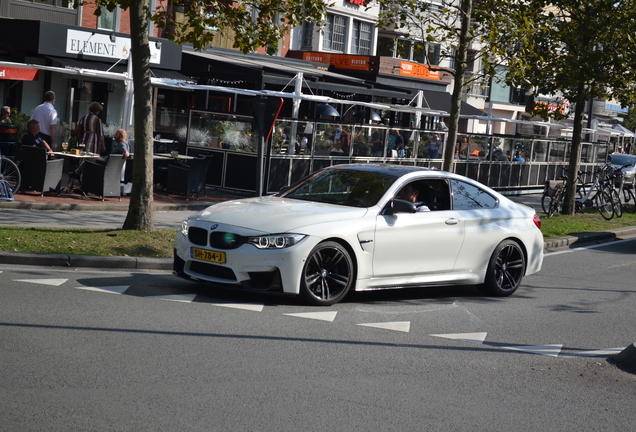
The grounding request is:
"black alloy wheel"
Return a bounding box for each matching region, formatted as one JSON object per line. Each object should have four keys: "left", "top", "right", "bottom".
{"left": 300, "top": 241, "right": 355, "bottom": 306}
{"left": 478, "top": 240, "right": 525, "bottom": 297}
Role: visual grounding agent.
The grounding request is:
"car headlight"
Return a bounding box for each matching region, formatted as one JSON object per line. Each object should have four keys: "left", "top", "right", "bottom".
{"left": 247, "top": 234, "right": 306, "bottom": 249}
{"left": 180, "top": 220, "right": 189, "bottom": 236}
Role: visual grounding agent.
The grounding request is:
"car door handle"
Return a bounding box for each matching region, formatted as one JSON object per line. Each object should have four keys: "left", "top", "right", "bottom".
{"left": 445, "top": 218, "right": 460, "bottom": 225}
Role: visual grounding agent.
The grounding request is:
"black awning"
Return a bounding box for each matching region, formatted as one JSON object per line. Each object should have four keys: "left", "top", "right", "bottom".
{"left": 420, "top": 90, "right": 486, "bottom": 117}
{"left": 46, "top": 56, "right": 191, "bottom": 82}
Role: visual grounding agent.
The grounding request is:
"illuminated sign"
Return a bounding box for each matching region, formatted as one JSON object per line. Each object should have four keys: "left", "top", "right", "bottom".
{"left": 397, "top": 61, "right": 440, "bottom": 80}
{"left": 347, "top": 0, "right": 367, "bottom": 4}
{"left": 302, "top": 52, "right": 371, "bottom": 71}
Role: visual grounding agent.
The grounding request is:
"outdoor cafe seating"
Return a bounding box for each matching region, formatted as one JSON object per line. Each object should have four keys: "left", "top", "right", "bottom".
{"left": 20, "top": 145, "right": 64, "bottom": 196}
{"left": 165, "top": 154, "right": 213, "bottom": 200}
{"left": 80, "top": 154, "right": 125, "bottom": 201}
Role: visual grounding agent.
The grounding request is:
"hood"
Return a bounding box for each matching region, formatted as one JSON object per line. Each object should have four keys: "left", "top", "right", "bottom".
{"left": 190, "top": 196, "right": 369, "bottom": 233}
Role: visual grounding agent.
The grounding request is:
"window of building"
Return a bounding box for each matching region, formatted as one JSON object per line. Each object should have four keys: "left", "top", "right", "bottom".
{"left": 17, "top": 0, "right": 72, "bottom": 6}
{"left": 97, "top": 5, "right": 117, "bottom": 31}
{"left": 301, "top": 21, "right": 314, "bottom": 50}
{"left": 323, "top": 14, "right": 347, "bottom": 52}
{"left": 351, "top": 20, "right": 372, "bottom": 55}
{"left": 427, "top": 44, "right": 441, "bottom": 66}
{"left": 396, "top": 39, "right": 410, "bottom": 59}
{"left": 377, "top": 36, "right": 395, "bottom": 57}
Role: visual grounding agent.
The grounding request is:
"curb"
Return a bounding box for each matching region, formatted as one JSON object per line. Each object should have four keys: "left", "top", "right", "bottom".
{"left": 0, "top": 201, "right": 213, "bottom": 212}
{"left": 0, "top": 251, "right": 172, "bottom": 270}
{"left": 543, "top": 226, "right": 636, "bottom": 251}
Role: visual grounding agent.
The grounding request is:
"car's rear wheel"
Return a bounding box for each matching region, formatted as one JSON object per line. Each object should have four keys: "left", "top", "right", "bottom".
{"left": 300, "top": 241, "right": 355, "bottom": 306}
{"left": 478, "top": 240, "right": 525, "bottom": 297}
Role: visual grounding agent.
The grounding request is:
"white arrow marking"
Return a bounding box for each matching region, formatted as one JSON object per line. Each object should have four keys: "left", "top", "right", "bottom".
{"left": 429, "top": 332, "right": 488, "bottom": 344}
{"left": 503, "top": 344, "right": 563, "bottom": 357}
{"left": 357, "top": 321, "right": 411, "bottom": 333}
{"left": 284, "top": 311, "right": 337, "bottom": 322}
{"left": 562, "top": 348, "right": 626, "bottom": 357}
{"left": 75, "top": 286, "right": 129, "bottom": 295}
{"left": 15, "top": 279, "right": 68, "bottom": 286}
{"left": 211, "top": 302, "right": 264, "bottom": 312}
{"left": 145, "top": 294, "right": 197, "bottom": 303}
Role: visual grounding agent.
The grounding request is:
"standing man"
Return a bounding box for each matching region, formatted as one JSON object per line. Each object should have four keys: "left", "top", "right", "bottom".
{"left": 32, "top": 91, "right": 57, "bottom": 150}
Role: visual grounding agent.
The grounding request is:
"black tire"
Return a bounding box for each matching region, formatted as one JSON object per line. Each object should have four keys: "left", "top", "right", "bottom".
{"left": 0, "top": 156, "right": 20, "bottom": 193}
{"left": 299, "top": 241, "right": 355, "bottom": 306}
{"left": 595, "top": 190, "right": 614, "bottom": 220}
{"left": 478, "top": 240, "right": 525, "bottom": 297}
{"left": 541, "top": 191, "right": 552, "bottom": 214}
{"left": 610, "top": 188, "right": 623, "bottom": 218}
{"left": 622, "top": 187, "right": 636, "bottom": 213}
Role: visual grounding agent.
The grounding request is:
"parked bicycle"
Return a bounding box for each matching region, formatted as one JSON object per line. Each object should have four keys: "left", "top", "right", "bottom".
{"left": 543, "top": 166, "right": 614, "bottom": 219}
{"left": 0, "top": 154, "right": 20, "bottom": 193}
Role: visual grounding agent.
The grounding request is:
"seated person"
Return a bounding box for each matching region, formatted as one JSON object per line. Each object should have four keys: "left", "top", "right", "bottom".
{"left": 396, "top": 183, "right": 430, "bottom": 212}
{"left": 21, "top": 118, "right": 54, "bottom": 156}
{"left": 70, "top": 128, "right": 130, "bottom": 179}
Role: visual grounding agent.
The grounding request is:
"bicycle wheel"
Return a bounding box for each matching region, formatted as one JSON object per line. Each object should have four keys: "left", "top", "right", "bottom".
{"left": 595, "top": 190, "right": 614, "bottom": 220}
{"left": 548, "top": 189, "right": 563, "bottom": 217}
{"left": 541, "top": 191, "right": 552, "bottom": 214}
{"left": 0, "top": 156, "right": 20, "bottom": 193}
{"left": 610, "top": 188, "right": 623, "bottom": 218}
{"left": 622, "top": 187, "right": 636, "bottom": 213}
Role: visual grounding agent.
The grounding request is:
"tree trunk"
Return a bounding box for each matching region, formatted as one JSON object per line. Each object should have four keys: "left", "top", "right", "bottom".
{"left": 562, "top": 81, "right": 586, "bottom": 216}
{"left": 123, "top": 0, "right": 154, "bottom": 231}
{"left": 443, "top": 0, "right": 473, "bottom": 172}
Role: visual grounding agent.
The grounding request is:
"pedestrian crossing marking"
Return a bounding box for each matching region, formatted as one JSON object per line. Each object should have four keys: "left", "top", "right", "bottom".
{"left": 15, "top": 278, "right": 68, "bottom": 286}
{"left": 357, "top": 321, "right": 411, "bottom": 333}
{"left": 430, "top": 332, "right": 488, "bottom": 344}
{"left": 75, "top": 286, "right": 129, "bottom": 295}
{"left": 211, "top": 302, "right": 264, "bottom": 312}
{"left": 284, "top": 311, "right": 337, "bottom": 322}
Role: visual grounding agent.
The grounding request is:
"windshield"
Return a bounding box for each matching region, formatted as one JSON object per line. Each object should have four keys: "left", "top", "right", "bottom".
{"left": 279, "top": 168, "right": 398, "bottom": 207}
{"left": 610, "top": 154, "right": 636, "bottom": 167}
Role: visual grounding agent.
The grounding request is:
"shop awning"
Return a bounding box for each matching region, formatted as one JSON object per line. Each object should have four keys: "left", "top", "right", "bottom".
{"left": 182, "top": 50, "right": 409, "bottom": 99}
{"left": 45, "top": 56, "right": 193, "bottom": 82}
{"left": 0, "top": 66, "right": 39, "bottom": 81}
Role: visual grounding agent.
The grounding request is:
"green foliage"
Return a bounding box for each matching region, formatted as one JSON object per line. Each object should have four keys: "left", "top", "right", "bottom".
{"left": 7, "top": 108, "right": 29, "bottom": 144}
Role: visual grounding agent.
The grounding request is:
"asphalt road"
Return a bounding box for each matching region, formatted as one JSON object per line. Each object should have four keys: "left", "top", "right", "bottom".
{"left": 1, "top": 238, "right": 635, "bottom": 431}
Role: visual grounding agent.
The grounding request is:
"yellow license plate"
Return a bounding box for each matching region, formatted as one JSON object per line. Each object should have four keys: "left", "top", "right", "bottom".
{"left": 191, "top": 247, "right": 226, "bottom": 264}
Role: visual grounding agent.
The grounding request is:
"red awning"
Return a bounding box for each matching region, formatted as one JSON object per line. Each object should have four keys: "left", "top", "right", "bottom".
{"left": 0, "top": 67, "right": 39, "bottom": 81}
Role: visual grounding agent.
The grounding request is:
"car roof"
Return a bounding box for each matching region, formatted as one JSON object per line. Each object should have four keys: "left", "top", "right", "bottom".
{"left": 327, "top": 163, "right": 433, "bottom": 176}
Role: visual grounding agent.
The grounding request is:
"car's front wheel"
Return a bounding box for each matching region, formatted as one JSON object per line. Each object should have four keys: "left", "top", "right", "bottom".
{"left": 300, "top": 241, "right": 355, "bottom": 306}
{"left": 478, "top": 240, "right": 525, "bottom": 297}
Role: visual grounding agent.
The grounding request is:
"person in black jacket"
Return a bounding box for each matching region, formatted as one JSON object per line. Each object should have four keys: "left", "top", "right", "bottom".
{"left": 21, "top": 119, "right": 54, "bottom": 156}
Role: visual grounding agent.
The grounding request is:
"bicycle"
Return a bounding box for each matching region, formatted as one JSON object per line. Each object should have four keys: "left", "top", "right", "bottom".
{"left": 0, "top": 154, "right": 20, "bottom": 193}
{"left": 612, "top": 164, "right": 636, "bottom": 214}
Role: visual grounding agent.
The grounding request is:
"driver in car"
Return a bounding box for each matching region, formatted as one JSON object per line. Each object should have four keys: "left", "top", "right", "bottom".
{"left": 396, "top": 183, "right": 431, "bottom": 212}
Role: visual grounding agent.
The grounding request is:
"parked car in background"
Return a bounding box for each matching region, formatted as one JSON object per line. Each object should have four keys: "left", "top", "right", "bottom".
{"left": 609, "top": 153, "right": 636, "bottom": 188}
{"left": 174, "top": 164, "right": 544, "bottom": 306}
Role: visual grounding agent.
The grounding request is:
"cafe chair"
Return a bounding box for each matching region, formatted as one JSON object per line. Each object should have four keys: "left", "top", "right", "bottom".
{"left": 20, "top": 145, "right": 64, "bottom": 196}
{"left": 165, "top": 154, "right": 213, "bottom": 200}
{"left": 81, "top": 154, "right": 125, "bottom": 201}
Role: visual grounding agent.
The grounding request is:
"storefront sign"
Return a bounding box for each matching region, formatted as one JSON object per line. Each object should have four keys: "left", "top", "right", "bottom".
{"left": 66, "top": 29, "right": 161, "bottom": 64}
{"left": 301, "top": 52, "right": 371, "bottom": 71}
{"left": 398, "top": 61, "right": 441, "bottom": 80}
{"left": 347, "top": 0, "right": 367, "bottom": 4}
{"left": 0, "top": 67, "right": 39, "bottom": 81}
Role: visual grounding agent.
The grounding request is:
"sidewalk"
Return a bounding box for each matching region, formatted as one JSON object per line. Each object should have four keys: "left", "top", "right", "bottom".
{"left": 1, "top": 189, "right": 635, "bottom": 271}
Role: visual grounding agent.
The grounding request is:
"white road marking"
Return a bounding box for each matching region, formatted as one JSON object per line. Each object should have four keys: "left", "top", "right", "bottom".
{"left": 14, "top": 278, "right": 68, "bottom": 286}
{"left": 503, "top": 344, "right": 563, "bottom": 357}
{"left": 560, "top": 348, "right": 626, "bottom": 357}
{"left": 145, "top": 294, "right": 197, "bottom": 303}
{"left": 357, "top": 321, "right": 411, "bottom": 333}
{"left": 211, "top": 302, "right": 264, "bottom": 312}
{"left": 430, "top": 332, "right": 488, "bottom": 344}
{"left": 75, "top": 286, "right": 129, "bottom": 295}
{"left": 284, "top": 311, "right": 338, "bottom": 322}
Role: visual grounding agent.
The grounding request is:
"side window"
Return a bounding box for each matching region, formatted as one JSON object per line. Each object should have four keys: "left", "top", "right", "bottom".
{"left": 396, "top": 179, "right": 451, "bottom": 211}
{"left": 450, "top": 179, "right": 498, "bottom": 210}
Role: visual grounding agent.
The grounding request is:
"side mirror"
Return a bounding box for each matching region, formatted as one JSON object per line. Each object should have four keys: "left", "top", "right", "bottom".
{"left": 382, "top": 198, "right": 417, "bottom": 215}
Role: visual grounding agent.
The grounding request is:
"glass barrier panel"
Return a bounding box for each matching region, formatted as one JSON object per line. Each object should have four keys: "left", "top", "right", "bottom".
{"left": 532, "top": 140, "right": 548, "bottom": 162}
{"left": 352, "top": 125, "right": 387, "bottom": 157}
{"left": 271, "top": 120, "right": 315, "bottom": 156}
{"left": 548, "top": 141, "right": 566, "bottom": 162}
{"left": 187, "top": 110, "right": 256, "bottom": 152}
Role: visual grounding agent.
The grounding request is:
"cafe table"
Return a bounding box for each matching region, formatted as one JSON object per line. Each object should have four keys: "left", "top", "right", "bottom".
{"left": 52, "top": 151, "right": 102, "bottom": 191}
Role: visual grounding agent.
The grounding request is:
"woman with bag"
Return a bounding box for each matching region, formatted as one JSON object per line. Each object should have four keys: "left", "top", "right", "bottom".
{"left": 80, "top": 102, "right": 105, "bottom": 155}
